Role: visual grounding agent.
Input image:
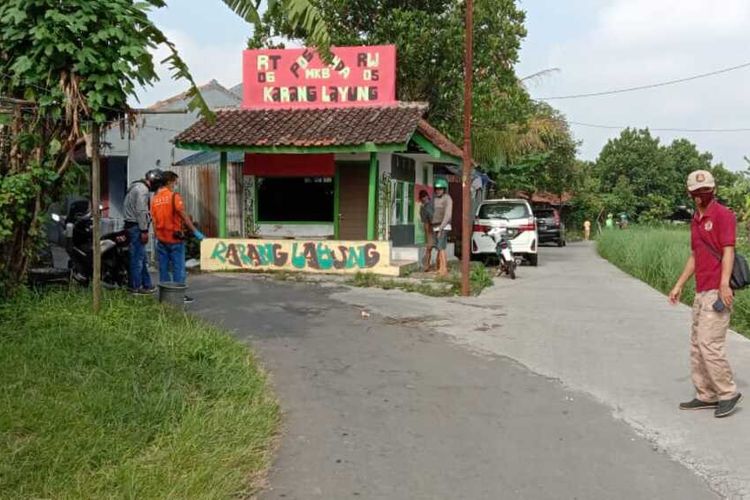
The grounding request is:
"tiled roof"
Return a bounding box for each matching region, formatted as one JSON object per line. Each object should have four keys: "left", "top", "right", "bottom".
{"left": 174, "top": 103, "right": 428, "bottom": 149}
{"left": 416, "top": 119, "right": 464, "bottom": 159}
{"left": 516, "top": 191, "right": 574, "bottom": 205}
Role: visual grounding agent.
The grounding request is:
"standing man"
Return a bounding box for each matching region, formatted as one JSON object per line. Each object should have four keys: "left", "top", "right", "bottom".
{"left": 605, "top": 213, "right": 614, "bottom": 229}
{"left": 669, "top": 170, "right": 742, "bottom": 418}
{"left": 431, "top": 178, "right": 453, "bottom": 277}
{"left": 419, "top": 189, "right": 434, "bottom": 272}
{"left": 583, "top": 219, "right": 591, "bottom": 241}
{"left": 123, "top": 168, "right": 162, "bottom": 294}
{"left": 151, "top": 171, "right": 204, "bottom": 303}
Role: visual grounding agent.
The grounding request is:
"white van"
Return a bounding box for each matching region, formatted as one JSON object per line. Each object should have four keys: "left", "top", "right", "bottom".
{"left": 471, "top": 199, "right": 539, "bottom": 266}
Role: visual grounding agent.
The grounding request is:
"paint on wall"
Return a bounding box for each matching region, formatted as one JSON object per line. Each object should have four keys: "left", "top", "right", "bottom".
{"left": 201, "top": 238, "right": 396, "bottom": 275}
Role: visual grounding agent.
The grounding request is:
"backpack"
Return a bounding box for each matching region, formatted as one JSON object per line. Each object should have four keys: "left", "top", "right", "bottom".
{"left": 697, "top": 231, "right": 750, "bottom": 290}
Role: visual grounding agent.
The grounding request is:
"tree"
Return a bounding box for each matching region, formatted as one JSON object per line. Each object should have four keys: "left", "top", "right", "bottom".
{"left": 584, "top": 129, "right": 733, "bottom": 223}
{"left": 593, "top": 128, "right": 674, "bottom": 219}
{"left": 250, "top": 0, "right": 530, "bottom": 157}
{"left": 0, "top": 0, "right": 330, "bottom": 296}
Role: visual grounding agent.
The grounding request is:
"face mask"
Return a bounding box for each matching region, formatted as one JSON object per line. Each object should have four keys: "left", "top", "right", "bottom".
{"left": 692, "top": 191, "right": 714, "bottom": 206}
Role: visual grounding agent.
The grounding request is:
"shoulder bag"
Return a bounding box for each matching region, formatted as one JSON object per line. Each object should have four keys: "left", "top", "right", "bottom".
{"left": 696, "top": 228, "right": 750, "bottom": 290}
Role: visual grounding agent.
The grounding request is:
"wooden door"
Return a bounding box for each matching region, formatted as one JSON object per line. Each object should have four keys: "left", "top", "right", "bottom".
{"left": 337, "top": 163, "right": 369, "bottom": 240}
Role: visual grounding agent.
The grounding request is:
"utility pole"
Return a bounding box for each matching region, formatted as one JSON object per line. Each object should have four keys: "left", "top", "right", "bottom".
{"left": 91, "top": 123, "right": 102, "bottom": 313}
{"left": 460, "top": 0, "right": 474, "bottom": 297}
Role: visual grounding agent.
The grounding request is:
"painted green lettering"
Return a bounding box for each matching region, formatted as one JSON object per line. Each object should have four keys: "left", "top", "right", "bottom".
{"left": 291, "top": 243, "right": 306, "bottom": 268}
{"left": 210, "top": 241, "right": 227, "bottom": 263}
{"left": 345, "top": 246, "right": 360, "bottom": 268}
{"left": 317, "top": 243, "right": 333, "bottom": 270}
{"left": 237, "top": 244, "right": 252, "bottom": 266}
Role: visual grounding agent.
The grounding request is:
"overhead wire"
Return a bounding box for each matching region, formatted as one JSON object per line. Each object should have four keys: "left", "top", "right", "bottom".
{"left": 536, "top": 61, "right": 750, "bottom": 101}
{"left": 4, "top": 66, "right": 750, "bottom": 135}
{"left": 568, "top": 121, "right": 750, "bottom": 133}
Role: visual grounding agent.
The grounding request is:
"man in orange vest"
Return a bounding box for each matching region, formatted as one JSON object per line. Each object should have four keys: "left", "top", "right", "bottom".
{"left": 151, "top": 171, "right": 204, "bottom": 303}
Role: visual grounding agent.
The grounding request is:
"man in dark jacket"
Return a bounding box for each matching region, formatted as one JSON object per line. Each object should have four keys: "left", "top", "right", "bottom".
{"left": 123, "top": 169, "right": 162, "bottom": 294}
{"left": 419, "top": 189, "right": 434, "bottom": 271}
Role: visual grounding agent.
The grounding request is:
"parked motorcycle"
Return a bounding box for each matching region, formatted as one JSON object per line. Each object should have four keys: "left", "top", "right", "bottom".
{"left": 51, "top": 202, "right": 130, "bottom": 288}
{"left": 487, "top": 225, "right": 517, "bottom": 280}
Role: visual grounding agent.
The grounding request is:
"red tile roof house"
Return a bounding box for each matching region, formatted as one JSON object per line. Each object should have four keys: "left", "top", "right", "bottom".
{"left": 173, "top": 91, "right": 472, "bottom": 272}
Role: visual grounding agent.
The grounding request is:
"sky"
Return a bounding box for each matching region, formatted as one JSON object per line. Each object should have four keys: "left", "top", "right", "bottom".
{"left": 139, "top": 0, "right": 750, "bottom": 169}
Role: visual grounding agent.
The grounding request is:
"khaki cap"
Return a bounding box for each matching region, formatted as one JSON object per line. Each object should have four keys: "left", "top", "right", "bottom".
{"left": 687, "top": 170, "right": 715, "bottom": 191}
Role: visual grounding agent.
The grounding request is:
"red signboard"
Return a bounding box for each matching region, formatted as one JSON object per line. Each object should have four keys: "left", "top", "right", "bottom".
{"left": 243, "top": 153, "right": 335, "bottom": 177}
{"left": 243, "top": 45, "right": 396, "bottom": 109}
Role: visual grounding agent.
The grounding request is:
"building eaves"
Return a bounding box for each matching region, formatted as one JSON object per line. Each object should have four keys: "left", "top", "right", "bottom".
{"left": 173, "top": 103, "right": 429, "bottom": 150}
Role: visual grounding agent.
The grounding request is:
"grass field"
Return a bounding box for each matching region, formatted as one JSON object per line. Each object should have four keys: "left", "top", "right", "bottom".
{"left": 0, "top": 291, "right": 278, "bottom": 499}
{"left": 598, "top": 225, "right": 750, "bottom": 337}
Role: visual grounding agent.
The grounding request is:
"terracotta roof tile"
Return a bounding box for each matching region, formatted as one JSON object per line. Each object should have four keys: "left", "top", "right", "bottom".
{"left": 174, "top": 103, "right": 428, "bottom": 149}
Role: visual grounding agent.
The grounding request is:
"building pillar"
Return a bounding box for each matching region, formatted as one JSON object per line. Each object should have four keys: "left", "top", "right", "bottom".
{"left": 367, "top": 152, "right": 378, "bottom": 240}
{"left": 219, "top": 151, "right": 228, "bottom": 238}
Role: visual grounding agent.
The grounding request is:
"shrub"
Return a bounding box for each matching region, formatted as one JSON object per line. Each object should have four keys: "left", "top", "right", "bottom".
{"left": 598, "top": 225, "right": 750, "bottom": 337}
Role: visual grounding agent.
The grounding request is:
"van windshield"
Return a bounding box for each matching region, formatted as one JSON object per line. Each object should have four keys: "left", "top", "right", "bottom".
{"left": 535, "top": 209, "right": 555, "bottom": 218}
{"left": 478, "top": 202, "right": 530, "bottom": 220}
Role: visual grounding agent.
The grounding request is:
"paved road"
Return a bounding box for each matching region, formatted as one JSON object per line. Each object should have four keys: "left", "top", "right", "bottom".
{"left": 331, "top": 242, "right": 750, "bottom": 498}
{"left": 190, "top": 244, "right": 723, "bottom": 499}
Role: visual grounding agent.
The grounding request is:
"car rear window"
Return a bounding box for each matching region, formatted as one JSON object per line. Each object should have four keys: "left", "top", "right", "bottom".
{"left": 478, "top": 202, "right": 530, "bottom": 220}
{"left": 534, "top": 209, "right": 555, "bottom": 218}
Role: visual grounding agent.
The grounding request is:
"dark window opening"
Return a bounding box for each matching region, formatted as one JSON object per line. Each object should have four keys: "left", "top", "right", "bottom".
{"left": 257, "top": 177, "right": 334, "bottom": 223}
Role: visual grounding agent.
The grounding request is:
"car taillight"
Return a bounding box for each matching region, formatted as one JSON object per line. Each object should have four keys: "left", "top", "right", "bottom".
{"left": 473, "top": 224, "right": 490, "bottom": 233}
{"left": 517, "top": 219, "right": 536, "bottom": 234}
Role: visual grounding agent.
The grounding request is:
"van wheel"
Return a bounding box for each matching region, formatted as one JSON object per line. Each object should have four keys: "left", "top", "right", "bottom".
{"left": 528, "top": 254, "right": 539, "bottom": 267}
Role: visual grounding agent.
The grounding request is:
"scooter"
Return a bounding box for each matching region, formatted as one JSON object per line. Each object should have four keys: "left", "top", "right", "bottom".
{"left": 51, "top": 203, "right": 130, "bottom": 288}
{"left": 487, "top": 225, "right": 517, "bottom": 280}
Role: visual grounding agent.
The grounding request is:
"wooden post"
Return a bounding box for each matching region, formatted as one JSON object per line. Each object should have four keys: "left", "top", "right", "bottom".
{"left": 91, "top": 124, "right": 102, "bottom": 313}
{"left": 219, "top": 151, "right": 228, "bottom": 238}
{"left": 461, "top": 0, "right": 474, "bottom": 296}
{"left": 367, "top": 152, "right": 378, "bottom": 240}
{"left": 333, "top": 166, "right": 341, "bottom": 239}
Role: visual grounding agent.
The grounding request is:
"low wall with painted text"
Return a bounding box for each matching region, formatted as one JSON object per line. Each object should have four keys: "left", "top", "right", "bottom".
{"left": 201, "top": 238, "right": 398, "bottom": 275}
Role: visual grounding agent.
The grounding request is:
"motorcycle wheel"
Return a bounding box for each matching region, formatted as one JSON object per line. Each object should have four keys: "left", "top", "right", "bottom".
{"left": 509, "top": 261, "right": 516, "bottom": 280}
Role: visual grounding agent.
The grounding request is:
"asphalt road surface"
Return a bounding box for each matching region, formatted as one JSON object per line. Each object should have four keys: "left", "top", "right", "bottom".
{"left": 190, "top": 247, "right": 721, "bottom": 499}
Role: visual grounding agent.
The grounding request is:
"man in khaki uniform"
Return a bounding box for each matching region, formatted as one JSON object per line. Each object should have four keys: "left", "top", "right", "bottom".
{"left": 669, "top": 170, "right": 742, "bottom": 418}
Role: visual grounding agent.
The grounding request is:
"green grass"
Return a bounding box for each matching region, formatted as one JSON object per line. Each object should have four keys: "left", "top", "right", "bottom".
{"left": 598, "top": 225, "right": 750, "bottom": 337}
{"left": 0, "top": 290, "right": 278, "bottom": 499}
{"left": 349, "top": 262, "right": 494, "bottom": 297}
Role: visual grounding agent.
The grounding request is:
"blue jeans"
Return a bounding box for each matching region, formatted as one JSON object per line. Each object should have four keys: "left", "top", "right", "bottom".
{"left": 157, "top": 241, "right": 186, "bottom": 284}
{"left": 127, "top": 225, "right": 153, "bottom": 290}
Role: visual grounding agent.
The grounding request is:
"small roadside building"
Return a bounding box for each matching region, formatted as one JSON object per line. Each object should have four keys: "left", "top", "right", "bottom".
{"left": 173, "top": 45, "right": 471, "bottom": 275}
